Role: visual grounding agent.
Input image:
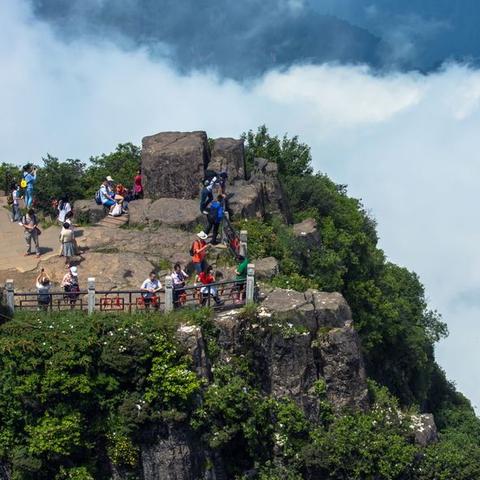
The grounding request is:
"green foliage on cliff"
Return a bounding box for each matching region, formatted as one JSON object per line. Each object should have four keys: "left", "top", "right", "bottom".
{"left": 0, "top": 311, "right": 201, "bottom": 479}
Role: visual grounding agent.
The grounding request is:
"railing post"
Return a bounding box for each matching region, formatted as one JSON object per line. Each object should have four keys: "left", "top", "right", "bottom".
{"left": 87, "top": 277, "right": 96, "bottom": 315}
{"left": 5, "top": 279, "right": 14, "bottom": 313}
{"left": 240, "top": 230, "right": 248, "bottom": 257}
{"left": 222, "top": 211, "right": 229, "bottom": 244}
{"left": 246, "top": 264, "right": 255, "bottom": 304}
{"left": 165, "top": 276, "right": 173, "bottom": 312}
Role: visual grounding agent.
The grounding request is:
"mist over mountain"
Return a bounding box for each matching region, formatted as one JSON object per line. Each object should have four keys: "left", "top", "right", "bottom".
{"left": 31, "top": 0, "right": 480, "bottom": 79}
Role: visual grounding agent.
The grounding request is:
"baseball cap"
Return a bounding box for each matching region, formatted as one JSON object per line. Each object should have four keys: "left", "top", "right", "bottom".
{"left": 106, "top": 176, "right": 114, "bottom": 182}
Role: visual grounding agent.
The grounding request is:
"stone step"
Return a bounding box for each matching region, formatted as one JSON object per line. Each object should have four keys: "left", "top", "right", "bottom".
{"left": 97, "top": 214, "right": 129, "bottom": 228}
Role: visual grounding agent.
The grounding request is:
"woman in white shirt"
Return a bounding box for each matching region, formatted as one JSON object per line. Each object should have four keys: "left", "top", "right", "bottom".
{"left": 57, "top": 197, "right": 72, "bottom": 224}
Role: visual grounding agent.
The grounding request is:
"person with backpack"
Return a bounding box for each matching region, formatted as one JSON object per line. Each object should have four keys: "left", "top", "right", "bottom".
{"left": 205, "top": 194, "right": 225, "bottom": 245}
{"left": 8, "top": 183, "right": 21, "bottom": 222}
{"left": 36, "top": 269, "right": 52, "bottom": 311}
{"left": 21, "top": 208, "right": 41, "bottom": 257}
{"left": 22, "top": 165, "right": 37, "bottom": 208}
{"left": 191, "top": 232, "right": 210, "bottom": 274}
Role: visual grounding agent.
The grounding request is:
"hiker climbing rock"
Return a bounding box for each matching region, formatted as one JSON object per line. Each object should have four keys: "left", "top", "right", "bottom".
{"left": 205, "top": 194, "right": 225, "bottom": 245}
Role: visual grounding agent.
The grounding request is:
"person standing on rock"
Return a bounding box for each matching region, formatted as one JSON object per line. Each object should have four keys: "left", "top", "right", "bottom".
{"left": 191, "top": 232, "right": 210, "bottom": 274}
{"left": 22, "top": 165, "right": 37, "bottom": 208}
{"left": 133, "top": 169, "right": 143, "bottom": 200}
{"left": 59, "top": 222, "right": 76, "bottom": 265}
{"left": 200, "top": 179, "right": 215, "bottom": 214}
{"left": 57, "top": 196, "right": 72, "bottom": 224}
{"left": 21, "top": 208, "right": 41, "bottom": 257}
{"left": 9, "top": 183, "right": 21, "bottom": 222}
{"left": 205, "top": 194, "right": 224, "bottom": 245}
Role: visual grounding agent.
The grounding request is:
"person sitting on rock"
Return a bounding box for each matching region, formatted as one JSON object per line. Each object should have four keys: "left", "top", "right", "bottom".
{"left": 200, "top": 178, "right": 215, "bottom": 214}
{"left": 171, "top": 263, "right": 188, "bottom": 308}
{"left": 99, "top": 178, "right": 116, "bottom": 211}
{"left": 140, "top": 271, "right": 162, "bottom": 310}
{"left": 191, "top": 232, "right": 210, "bottom": 274}
{"left": 36, "top": 269, "right": 52, "bottom": 311}
{"left": 205, "top": 194, "right": 225, "bottom": 245}
{"left": 198, "top": 265, "right": 224, "bottom": 307}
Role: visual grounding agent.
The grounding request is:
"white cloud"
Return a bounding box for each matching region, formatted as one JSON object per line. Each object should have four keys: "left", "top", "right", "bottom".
{"left": 2, "top": 0, "right": 480, "bottom": 408}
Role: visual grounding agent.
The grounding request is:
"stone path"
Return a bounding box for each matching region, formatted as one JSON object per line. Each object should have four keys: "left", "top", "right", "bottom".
{"left": 0, "top": 197, "right": 62, "bottom": 273}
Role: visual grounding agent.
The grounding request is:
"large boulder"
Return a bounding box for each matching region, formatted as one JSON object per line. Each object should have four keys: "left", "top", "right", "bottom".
{"left": 255, "top": 257, "right": 280, "bottom": 280}
{"left": 73, "top": 199, "right": 106, "bottom": 224}
{"left": 129, "top": 198, "right": 205, "bottom": 231}
{"left": 226, "top": 181, "right": 264, "bottom": 218}
{"left": 293, "top": 218, "right": 321, "bottom": 249}
{"left": 214, "top": 289, "right": 369, "bottom": 420}
{"left": 209, "top": 138, "right": 246, "bottom": 182}
{"left": 411, "top": 414, "right": 439, "bottom": 446}
{"left": 142, "top": 131, "right": 210, "bottom": 200}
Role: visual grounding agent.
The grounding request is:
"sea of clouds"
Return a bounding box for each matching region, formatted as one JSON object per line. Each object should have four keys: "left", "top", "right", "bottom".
{"left": 2, "top": 0, "right": 479, "bottom": 408}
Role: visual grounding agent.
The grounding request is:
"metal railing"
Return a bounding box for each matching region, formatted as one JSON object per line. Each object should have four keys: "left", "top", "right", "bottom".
{"left": 4, "top": 264, "right": 256, "bottom": 315}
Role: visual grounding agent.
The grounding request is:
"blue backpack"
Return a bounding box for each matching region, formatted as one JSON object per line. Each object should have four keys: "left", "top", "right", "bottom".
{"left": 94, "top": 189, "right": 102, "bottom": 205}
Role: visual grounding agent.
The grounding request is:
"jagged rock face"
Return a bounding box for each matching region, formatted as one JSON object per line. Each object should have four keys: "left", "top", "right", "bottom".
{"left": 140, "top": 424, "right": 205, "bottom": 480}
{"left": 215, "top": 289, "right": 369, "bottom": 418}
{"left": 293, "top": 218, "right": 321, "bottom": 250}
{"left": 142, "top": 132, "right": 210, "bottom": 200}
{"left": 128, "top": 198, "right": 205, "bottom": 231}
{"left": 73, "top": 199, "right": 106, "bottom": 224}
{"left": 226, "top": 158, "right": 291, "bottom": 222}
{"left": 209, "top": 138, "right": 246, "bottom": 182}
{"left": 255, "top": 257, "right": 280, "bottom": 280}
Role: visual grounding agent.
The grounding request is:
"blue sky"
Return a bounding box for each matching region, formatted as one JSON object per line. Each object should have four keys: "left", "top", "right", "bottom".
{"left": 2, "top": 0, "right": 480, "bottom": 409}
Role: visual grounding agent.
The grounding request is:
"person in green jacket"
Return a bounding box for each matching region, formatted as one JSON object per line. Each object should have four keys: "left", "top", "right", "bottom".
{"left": 234, "top": 255, "right": 249, "bottom": 303}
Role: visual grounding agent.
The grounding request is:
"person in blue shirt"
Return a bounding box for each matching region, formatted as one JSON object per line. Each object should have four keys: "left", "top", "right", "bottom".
{"left": 205, "top": 194, "right": 224, "bottom": 245}
{"left": 23, "top": 164, "right": 37, "bottom": 208}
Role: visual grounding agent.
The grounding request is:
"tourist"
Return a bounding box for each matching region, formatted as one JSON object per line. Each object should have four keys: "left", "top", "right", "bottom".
{"left": 21, "top": 208, "right": 41, "bottom": 257}
{"left": 234, "top": 254, "right": 249, "bottom": 303}
{"left": 133, "top": 169, "right": 143, "bottom": 200}
{"left": 36, "top": 269, "right": 52, "bottom": 310}
{"left": 140, "top": 271, "right": 162, "bottom": 310}
{"left": 218, "top": 171, "right": 228, "bottom": 194}
{"left": 205, "top": 194, "right": 225, "bottom": 245}
{"left": 191, "top": 231, "right": 210, "bottom": 274}
{"left": 59, "top": 222, "right": 76, "bottom": 264}
{"left": 200, "top": 178, "right": 215, "bottom": 214}
{"left": 99, "top": 178, "right": 116, "bottom": 211}
{"left": 57, "top": 196, "right": 72, "bottom": 224}
{"left": 64, "top": 211, "right": 80, "bottom": 253}
{"left": 171, "top": 263, "right": 188, "bottom": 308}
{"left": 62, "top": 266, "right": 80, "bottom": 308}
{"left": 198, "top": 265, "right": 224, "bottom": 306}
{"left": 22, "top": 164, "right": 37, "bottom": 208}
{"left": 9, "top": 183, "right": 21, "bottom": 222}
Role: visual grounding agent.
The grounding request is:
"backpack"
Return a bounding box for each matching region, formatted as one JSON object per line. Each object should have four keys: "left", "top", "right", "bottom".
{"left": 189, "top": 242, "right": 196, "bottom": 257}
{"left": 94, "top": 189, "right": 102, "bottom": 205}
{"left": 207, "top": 203, "right": 219, "bottom": 223}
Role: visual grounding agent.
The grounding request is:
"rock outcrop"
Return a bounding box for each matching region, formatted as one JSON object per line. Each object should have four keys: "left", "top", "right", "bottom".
{"left": 128, "top": 198, "right": 204, "bottom": 231}
{"left": 215, "top": 289, "right": 369, "bottom": 419}
{"left": 142, "top": 131, "right": 210, "bottom": 200}
{"left": 293, "top": 218, "right": 321, "bottom": 249}
{"left": 411, "top": 413, "right": 438, "bottom": 446}
{"left": 209, "top": 138, "right": 246, "bottom": 182}
{"left": 255, "top": 257, "right": 280, "bottom": 280}
{"left": 226, "top": 158, "right": 291, "bottom": 222}
{"left": 73, "top": 199, "right": 106, "bottom": 224}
